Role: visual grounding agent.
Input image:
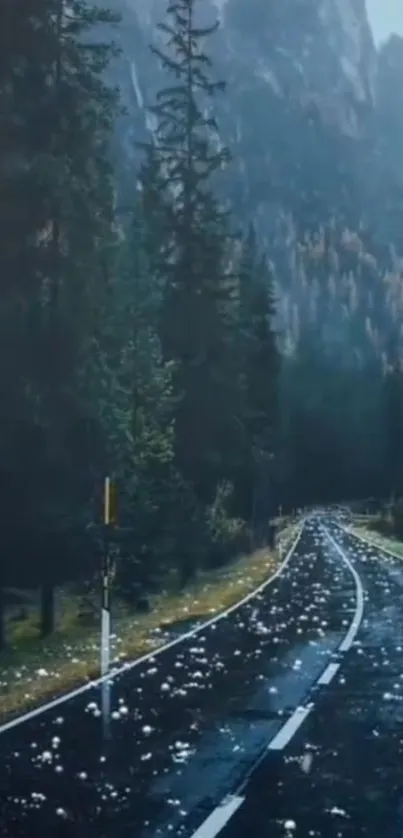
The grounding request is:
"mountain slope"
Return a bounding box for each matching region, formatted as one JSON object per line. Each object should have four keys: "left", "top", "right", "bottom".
{"left": 109, "top": 0, "right": 403, "bottom": 362}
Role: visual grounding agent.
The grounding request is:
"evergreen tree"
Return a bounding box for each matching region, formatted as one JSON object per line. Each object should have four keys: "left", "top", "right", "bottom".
{"left": 0, "top": 0, "right": 120, "bottom": 638}
{"left": 383, "top": 361, "right": 403, "bottom": 499}
{"left": 145, "top": 0, "right": 239, "bottom": 504}
{"left": 92, "top": 203, "right": 179, "bottom": 597}
{"left": 235, "top": 225, "right": 280, "bottom": 535}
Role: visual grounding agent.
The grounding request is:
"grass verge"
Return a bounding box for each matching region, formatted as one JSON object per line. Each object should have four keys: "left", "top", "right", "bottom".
{"left": 348, "top": 524, "right": 403, "bottom": 558}
{"left": 0, "top": 522, "right": 298, "bottom": 724}
{"left": 350, "top": 514, "right": 380, "bottom": 526}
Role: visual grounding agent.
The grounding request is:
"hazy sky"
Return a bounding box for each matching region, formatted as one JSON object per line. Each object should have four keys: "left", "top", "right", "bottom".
{"left": 366, "top": 0, "right": 403, "bottom": 43}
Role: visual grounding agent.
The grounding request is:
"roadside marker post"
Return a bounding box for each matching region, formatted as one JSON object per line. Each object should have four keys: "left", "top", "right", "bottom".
{"left": 101, "top": 476, "right": 116, "bottom": 740}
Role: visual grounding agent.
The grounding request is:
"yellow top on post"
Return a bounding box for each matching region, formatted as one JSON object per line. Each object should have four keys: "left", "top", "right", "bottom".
{"left": 104, "top": 477, "right": 117, "bottom": 526}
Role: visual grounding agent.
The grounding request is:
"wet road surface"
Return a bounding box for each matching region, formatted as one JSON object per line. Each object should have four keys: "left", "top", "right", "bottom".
{"left": 219, "top": 520, "right": 403, "bottom": 838}
{"left": 0, "top": 517, "right": 371, "bottom": 838}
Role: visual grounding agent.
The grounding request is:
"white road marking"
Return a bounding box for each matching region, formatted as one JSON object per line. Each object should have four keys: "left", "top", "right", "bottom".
{"left": 189, "top": 795, "right": 245, "bottom": 838}
{"left": 190, "top": 518, "right": 364, "bottom": 838}
{"left": 0, "top": 525, "right": 305, "bottom": 735}
{"left": 317, "top": 661, "right": 340, "bottom": 685}
{"left": 342, "top": 524, "right": 402, "bottom": 561}
{"left": 268, "top": 705, "right": 312, "bottom": 751}
{"left": 322, "top": 526, "right": 365, "bottom": 652}
{"left": 261, "top": 520, "right": 365, "bottom": 754}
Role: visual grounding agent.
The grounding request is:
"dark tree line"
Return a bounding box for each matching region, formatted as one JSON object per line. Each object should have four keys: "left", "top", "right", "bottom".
{"left": 0, "top": 0, "right": 401, "bottom": 647}
{"left": 0, "top": 0, "right": 280, "bottom": 644}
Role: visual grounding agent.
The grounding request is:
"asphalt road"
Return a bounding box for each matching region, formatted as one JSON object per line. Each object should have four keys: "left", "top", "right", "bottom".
{"left": 218, "top": 520, "right": 403, "bottom": 838}
{"left": 0, "top": 516, "right": 381, "bottom": 838}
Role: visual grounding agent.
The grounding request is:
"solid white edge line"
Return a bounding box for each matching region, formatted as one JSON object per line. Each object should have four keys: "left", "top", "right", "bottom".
{"left": 322, "top": 526, "right": 365, "bottom": 653}
{"left": 342, "top": 524, "right": 403, "bottom": 561}
{"left": 317, "top": 661, "right": 340, "bottom": 686}
{"left": 0, "top": 523, "right": 306, "bottom": 735}
{"left": 189, "top": 795, "right": 245, "bottom": 838}
{"left": 263, "top": 518, "right": 365, "bottom": 753}
{"left": 268, "top": 705, "right": 312, "bottom": 751}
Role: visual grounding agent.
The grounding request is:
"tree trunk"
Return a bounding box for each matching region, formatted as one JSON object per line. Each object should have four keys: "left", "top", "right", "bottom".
{"left": 178, "top": 552, "right": 195, "bottom": 589}
{"left": 40, "top": 581, "right": 55, "bottom": 637}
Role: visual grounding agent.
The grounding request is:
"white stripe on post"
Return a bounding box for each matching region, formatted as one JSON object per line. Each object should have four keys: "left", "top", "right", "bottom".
{"left": 101, "top": 606, "right": 111, "bottom": 737}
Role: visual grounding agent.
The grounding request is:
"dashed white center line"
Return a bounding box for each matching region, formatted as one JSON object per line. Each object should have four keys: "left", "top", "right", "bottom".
{"left": 267, "top": 705, "right": 312, "bottom": 751}
{"left": 190, "top": 795, "right": 245, "bottom": 838}
{"left": 191, "top": 520, "right": 366, "bottom": 838}
{"left": 190, "top": 519, "right": 366, "bottom": 838}
{"left": 317, "top": 661, "right": 340, "bottom": 685}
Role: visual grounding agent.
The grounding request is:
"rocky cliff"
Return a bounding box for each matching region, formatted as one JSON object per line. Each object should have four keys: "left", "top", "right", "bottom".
{"left": 112, "top": 0, "right": 376, "bottom": 218}
{"left": 108, "top": 0, "right": 403, "bottom": 360}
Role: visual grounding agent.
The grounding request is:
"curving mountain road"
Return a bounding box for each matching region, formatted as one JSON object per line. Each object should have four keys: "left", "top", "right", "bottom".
{"left": 219, "top": 520, "right": 403, "bottom": 838}
{"left": 0, "top": 517, "right": 377, "bottom": 838}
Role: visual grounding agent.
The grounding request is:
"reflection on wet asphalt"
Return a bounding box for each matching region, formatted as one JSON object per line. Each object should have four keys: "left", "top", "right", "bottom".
{"left": 220, "top": 521, "right": 403, "bottom": 838}
{"left": 0, "top": 520, "right": 362, "bottom": 838}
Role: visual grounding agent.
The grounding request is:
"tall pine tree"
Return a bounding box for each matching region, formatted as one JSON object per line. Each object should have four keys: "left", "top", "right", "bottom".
{"left": 0, "top": 0, "right": 120, "bottom": 638}
{"left": 146, "top": 0, "right": 240, "bottom": 504}
{"left": 236, "top": 225, "right": 280, "bottom": 537}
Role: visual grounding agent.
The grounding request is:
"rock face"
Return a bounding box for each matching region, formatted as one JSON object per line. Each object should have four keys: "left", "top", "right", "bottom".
{"left": 377, "top": 34, "right": 403, "bottom": 168}
{"left": 109, "top": 0, "right": 380, "bottom": 222}
{"left": 107, "top": 0, "right": 403, "bottom": 357}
